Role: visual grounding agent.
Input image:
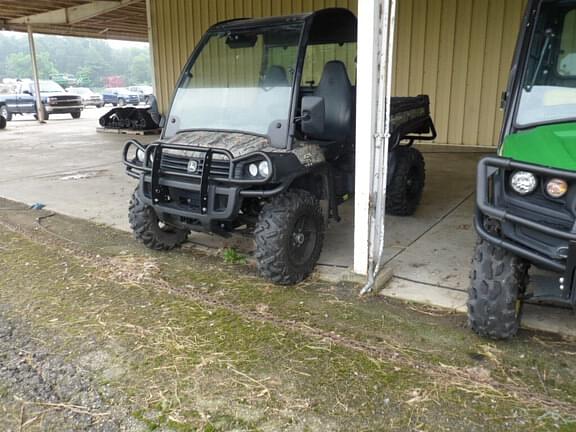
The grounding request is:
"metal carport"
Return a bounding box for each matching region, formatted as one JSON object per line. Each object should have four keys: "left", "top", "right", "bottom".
{"left": 0, "top": 0, "right": 519, "bottom": 289}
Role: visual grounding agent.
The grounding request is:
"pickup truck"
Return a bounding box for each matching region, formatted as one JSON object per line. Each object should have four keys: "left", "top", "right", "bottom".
{"left": 0, "top": 80, "right": 83, "bottom": 121}
{"left": 102, "top": 88, "right": 140, "bottom": 107}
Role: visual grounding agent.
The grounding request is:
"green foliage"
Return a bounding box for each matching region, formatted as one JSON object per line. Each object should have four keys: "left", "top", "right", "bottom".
{"left": 222, "top": 248, "right": 247, "bottom": 265}
{"left": 5, "top": 51, "right": 57, "bottom": 79}
{"left": 0, "top": 32, "right": 151, "bottom": 88}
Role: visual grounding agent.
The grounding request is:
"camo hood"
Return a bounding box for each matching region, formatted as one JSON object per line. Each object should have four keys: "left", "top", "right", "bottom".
{"left": 160, "top": 131, "right": 275, "bottom": 158}
{"left": 160, "top": 131, "right": 325, "bottom": 167}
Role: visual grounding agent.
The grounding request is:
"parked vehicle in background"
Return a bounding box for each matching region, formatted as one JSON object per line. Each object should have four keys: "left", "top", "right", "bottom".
{"left": 0, "top": 79, "right": 82, "bottom": 121}
{"left": 128, "top": 85, "right": 154, "bottom": 105}
{"left": 67, "top": 87, "right": 103, "bottom": 108}
{"left": 102, "top": 88, "right": 140, "bottom": 107}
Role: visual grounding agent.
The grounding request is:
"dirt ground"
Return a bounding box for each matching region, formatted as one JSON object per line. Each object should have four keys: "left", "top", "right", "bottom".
{"left": 0, "top": 198, "right": 575, "bottom": 431}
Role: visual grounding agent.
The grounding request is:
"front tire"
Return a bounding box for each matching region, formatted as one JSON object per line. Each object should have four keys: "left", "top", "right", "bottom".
{"left": 0, "top": 115, "right": 6, "bottom": 130}
{"left": 468, "top": 238, "right": 529, "bottom": 340}
{"left": 0, "top": 105, "right": 11, "bottom": 121}
{"left": 71, "top": 111, "right": 81, "bottom": 119}
{"left": 255, "top": 190, "right": 325, "bottom": 285}
{"left": 128, "top": 189, "right": 189, "bottom": 251}
{"left": 386, "top": 147, "right": 425, "bottom": 216}
{"left": 118, "top": 98, "right": 126, "bottom": 107}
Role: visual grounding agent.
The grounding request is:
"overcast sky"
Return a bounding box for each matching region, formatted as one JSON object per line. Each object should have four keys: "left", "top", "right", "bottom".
{"left": 0, "top": 31, "right": 148, "bottom": 50}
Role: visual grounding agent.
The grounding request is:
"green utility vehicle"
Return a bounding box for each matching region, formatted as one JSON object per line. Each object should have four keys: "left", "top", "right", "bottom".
{"left": 471, "top": 0, "right": 576, "bottom": 338}
{"left": 123, "top": 9, "right": 436, "bottom": 285}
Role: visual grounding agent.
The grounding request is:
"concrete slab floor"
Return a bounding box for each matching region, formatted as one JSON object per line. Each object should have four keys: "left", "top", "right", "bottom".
{"left": 0, "top": 110, "right": 573, "bottom": 337}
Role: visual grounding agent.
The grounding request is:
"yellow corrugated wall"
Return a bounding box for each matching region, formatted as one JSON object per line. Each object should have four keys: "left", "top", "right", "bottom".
{"left": 150, "top": 0, "right": 527, "bottom": 147}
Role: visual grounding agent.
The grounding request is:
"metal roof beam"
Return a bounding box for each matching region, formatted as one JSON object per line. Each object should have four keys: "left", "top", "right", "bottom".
{"left": 9, "top": 1, "right": 138, "bottom": 25}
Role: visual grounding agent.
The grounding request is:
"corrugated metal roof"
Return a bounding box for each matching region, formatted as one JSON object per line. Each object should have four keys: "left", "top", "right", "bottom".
{"left": 0, "top": 0, "right": 148, "bottom": 41}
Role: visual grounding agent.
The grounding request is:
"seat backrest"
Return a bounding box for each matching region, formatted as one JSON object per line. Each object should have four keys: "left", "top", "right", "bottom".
{"left": 312, "top": 60, "right": 353, "bottom": 143}
{"left": 261, "top": 65, "right": 289, "bottom": 87}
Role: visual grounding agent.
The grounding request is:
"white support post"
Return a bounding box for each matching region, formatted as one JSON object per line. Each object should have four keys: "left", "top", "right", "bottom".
{"left": 27, "top": 25, "right": 44, "bottom": 123}
{"left": 145, "top": 0, "right": 157, "bottom": 96}
{"left": 353, "top": 0, "right": 382, "bottom": 276}
{"left": 354, "top": 0, "right": 397, "bottom": 291}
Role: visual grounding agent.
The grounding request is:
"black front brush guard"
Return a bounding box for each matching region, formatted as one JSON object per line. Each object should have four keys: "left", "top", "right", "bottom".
{"left": 476, "top": 156, "right": 576, "bottom": 306}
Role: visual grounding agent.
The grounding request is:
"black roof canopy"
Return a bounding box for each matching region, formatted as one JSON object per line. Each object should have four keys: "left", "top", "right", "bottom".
{"left": 209, "top": 8, "right": 357, "bottom": 45}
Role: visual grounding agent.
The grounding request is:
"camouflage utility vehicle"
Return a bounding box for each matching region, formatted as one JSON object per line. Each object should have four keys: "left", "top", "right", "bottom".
{"left": 123, "top": 9, "right": 436, "bottom": 284}
{"left": 471, "top": 0, "right": 576, "bottom": 338}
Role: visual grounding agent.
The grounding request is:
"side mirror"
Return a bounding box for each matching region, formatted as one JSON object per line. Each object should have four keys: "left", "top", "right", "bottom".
{"left": 301, "top": 96, "right": 325, "bottom": 139}
{"left": 23, "top": 90, "right": 32, "bottom": 95}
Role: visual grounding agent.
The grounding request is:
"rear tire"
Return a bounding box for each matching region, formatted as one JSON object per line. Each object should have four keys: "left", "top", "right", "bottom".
{"left": 255, "top": 190, "right": 325, "bottom": 285}
{"left": 468, "top": 238, "right": 529, "bottom": 340}
{"left": 71, "top": 111, "right": 81, "bottom": 119}
{"left": 386, "top": 147, "right": 425, "bottom": 216}
{"left": 128, "top": 189, "right": 189, "bottom": 251}
{"left": 0, "top": 105, "right": 11, "bottom": 121}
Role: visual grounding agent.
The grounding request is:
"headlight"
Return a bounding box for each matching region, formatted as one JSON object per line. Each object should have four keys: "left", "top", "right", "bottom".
{"left": 247, "top": 161, "right": 270, "bottom": 178}
{"left": 248, "top": 163, "right": 259, "bottom": 177}
{"left": 136, "top": 149, "right": 146, "bottom": 162}
{"left": 510, "top": 171, "right": 537, "bottom": 195}
{"left": 258, "top": 161, "right": 270, "bottom": 177}
{"left": 546, "top": 178, "right": 568, "bottom": 198}
{"left": 47, "top": 97, "right": 57, "bottom": 103}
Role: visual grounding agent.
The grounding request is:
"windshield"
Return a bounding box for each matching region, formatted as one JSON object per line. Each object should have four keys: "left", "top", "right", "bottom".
{"left": 517, "top": 3, "right": 576, "bottom": 127}
{"left": 164, "top": 24, "right": 303, "bottom": 139}
{"left": 38, "top": 80, "right": 65, "bottom": 93}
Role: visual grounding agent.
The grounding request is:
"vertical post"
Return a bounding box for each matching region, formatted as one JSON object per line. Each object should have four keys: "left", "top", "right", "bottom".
{"left": 355, "top": 0, "right": 397, "bottom": 292}
{"left": 27, "top": 25, "right": 45, "bottom": 123}
{"left": 145, "top": 0, "right": 157, "bottom": 97}
{"left": 353, "top": 0, "right": 382, "bottom": 276}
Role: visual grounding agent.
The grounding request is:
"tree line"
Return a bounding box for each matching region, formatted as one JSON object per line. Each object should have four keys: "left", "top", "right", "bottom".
{"left": 0, "top": 32, "right": 152, "bottom": 88}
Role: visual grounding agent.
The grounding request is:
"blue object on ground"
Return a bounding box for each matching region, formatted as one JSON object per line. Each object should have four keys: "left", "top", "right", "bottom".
{"left": 30, "top": 203, "right": 46, "bottom": 210}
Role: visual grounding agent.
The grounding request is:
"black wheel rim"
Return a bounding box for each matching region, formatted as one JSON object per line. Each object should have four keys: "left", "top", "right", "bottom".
{"left": 289, "top": 214, "right": 318, "bottom": 266}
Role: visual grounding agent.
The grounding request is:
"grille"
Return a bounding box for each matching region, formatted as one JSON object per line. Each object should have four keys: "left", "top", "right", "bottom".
{"left": 49, "top": 97, "right": 81, "bottom": 107}
{"left": 173, "top": 189, "right": 202, "bottom": 212}
{"left": 161, "top": 153, "right": 231, "bottom": 179}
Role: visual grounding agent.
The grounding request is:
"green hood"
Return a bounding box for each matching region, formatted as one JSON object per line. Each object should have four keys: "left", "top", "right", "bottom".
{"left": 501, "top": 123, "right": 576, "bottom": 171}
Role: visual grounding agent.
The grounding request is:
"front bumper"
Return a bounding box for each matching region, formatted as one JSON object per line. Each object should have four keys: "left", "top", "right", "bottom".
{"left": 46, "top": 104, "right": 83, "bottom": 113}
{"left": 83, "top": 99, "right": 103, "bottom": 106}
{"left": 123, "top": 140, "right": 291, "bottom": 229}
{"left": 476, "top": 156, "right": 576, "bottom": 305}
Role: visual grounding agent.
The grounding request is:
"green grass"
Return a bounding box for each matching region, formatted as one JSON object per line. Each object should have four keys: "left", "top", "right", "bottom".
{"left": 0, "top": 208, "right": 574, "bottom": 430}
{"left": 221, "top": 247, "right": 247, "bottom": 265}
